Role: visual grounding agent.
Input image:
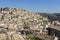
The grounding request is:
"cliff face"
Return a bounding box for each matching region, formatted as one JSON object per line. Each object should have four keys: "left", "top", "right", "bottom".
{"left": 0, "top": 7, "right": 49, "bottom": 40}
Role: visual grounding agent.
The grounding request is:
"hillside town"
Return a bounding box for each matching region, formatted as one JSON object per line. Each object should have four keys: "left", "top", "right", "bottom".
{"left": 0, "top": 7, "right": 60, "bottom": 40}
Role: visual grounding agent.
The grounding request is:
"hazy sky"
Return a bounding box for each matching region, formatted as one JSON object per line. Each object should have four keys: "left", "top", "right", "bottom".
{"left": 0, "top": 0, "right": 60, "bottom": 13}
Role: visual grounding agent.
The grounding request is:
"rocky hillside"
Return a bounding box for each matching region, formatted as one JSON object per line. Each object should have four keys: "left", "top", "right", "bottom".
{"left": 0, "top": 7, "right": 51, "bottom": 40}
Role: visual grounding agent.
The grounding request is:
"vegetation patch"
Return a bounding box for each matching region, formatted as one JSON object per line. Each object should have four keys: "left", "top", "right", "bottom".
{"left": 26, "top": 34, "right": 35, "bottom": 40}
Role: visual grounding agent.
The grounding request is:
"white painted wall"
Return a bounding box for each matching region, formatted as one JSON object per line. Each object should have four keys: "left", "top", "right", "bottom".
{"left": 54, "top": 36, "right": 58, "bottom": 40}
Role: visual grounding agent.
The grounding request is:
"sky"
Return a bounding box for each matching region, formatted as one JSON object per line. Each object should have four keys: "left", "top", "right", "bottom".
{"left": 0, "top": 0, "right": 60, "bottom": 13}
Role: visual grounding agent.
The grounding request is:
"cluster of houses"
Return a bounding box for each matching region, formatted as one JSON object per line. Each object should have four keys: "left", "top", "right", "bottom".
{"left": 0, "top": 7, "right": 59, "bottom": 40}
